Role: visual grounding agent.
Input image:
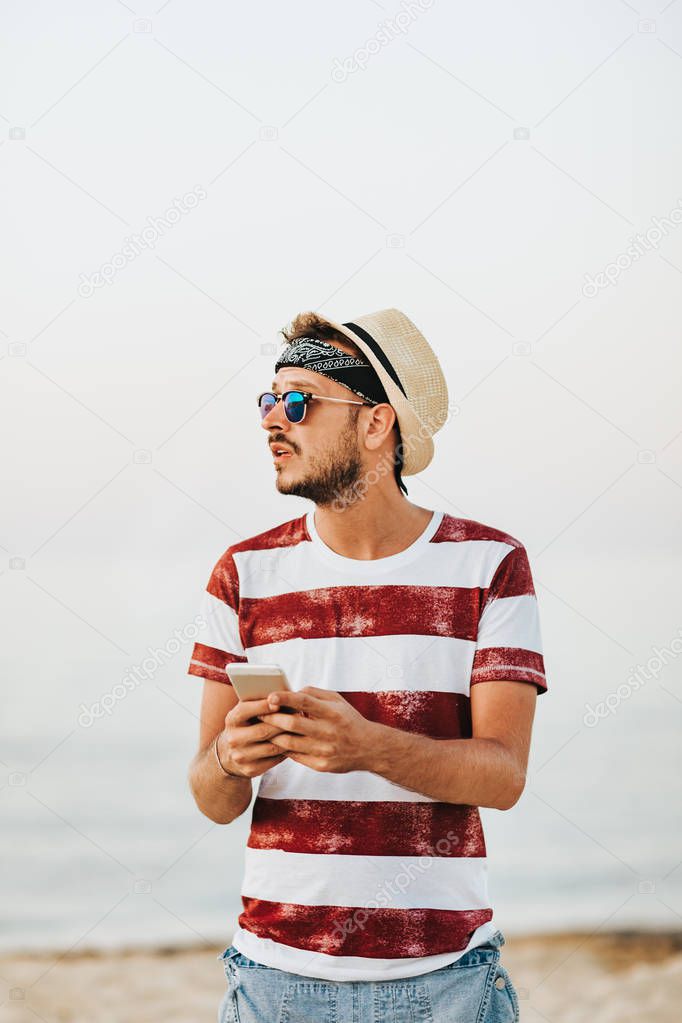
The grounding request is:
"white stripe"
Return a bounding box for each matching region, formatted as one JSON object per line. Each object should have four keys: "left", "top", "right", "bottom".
{"left": 476, "top": 593, "right": 543, "bottom": 652}
{"left": 230, "top": 919, "right": 499, "bottom": 982}
{"left": 201, "top": 590, "right": 245, "bottom": 657}
{"left": 245, "top": 634, "right": 476, "bottom": 695}
{"left": 190, "top": 658, "right": 229, "bottom": 675}
{"left": 233, "top": 539, "right": 514, "bottom": 598}
{"left": 472, "top": 664, "right": 545, "bottom": 680}
{"left": 242, "top": 847, "right": 490, "bottom": 911}
{"left": 257, "top": 757, "right": 437, "bottom": 803}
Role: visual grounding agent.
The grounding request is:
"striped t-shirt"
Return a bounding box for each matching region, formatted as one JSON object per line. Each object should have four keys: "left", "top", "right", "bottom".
{"left": 188, "top": 507, "right": 547, "bottom": 981}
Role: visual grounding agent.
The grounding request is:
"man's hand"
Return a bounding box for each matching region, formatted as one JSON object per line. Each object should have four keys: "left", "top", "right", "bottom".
{"left": 257, "top": 686, "right": 376, "bottom": 773}
{"left": 218, "top": 696, "right": 291, "bottom": 778}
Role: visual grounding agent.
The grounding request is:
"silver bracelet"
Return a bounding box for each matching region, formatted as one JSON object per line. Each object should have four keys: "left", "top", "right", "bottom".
{"left": 213, "top": 732, "right": 247, "bottom": 780}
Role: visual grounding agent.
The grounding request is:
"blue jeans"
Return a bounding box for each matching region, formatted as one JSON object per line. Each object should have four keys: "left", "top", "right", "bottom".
{"left": 217, "top": 929, "right": 519, "bottom": 1022}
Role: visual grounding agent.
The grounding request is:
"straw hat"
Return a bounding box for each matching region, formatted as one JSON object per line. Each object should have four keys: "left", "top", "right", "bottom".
{"left": 315, "top": 308, "right": 449, "bottom": 476}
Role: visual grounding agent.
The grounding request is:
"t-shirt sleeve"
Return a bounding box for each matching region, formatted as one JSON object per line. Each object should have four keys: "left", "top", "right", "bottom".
{"left": 470, "top": 544, "right": 547, "bottom": 695}
{"left": 187, "top": 548, "right": 247, "bottom": 685}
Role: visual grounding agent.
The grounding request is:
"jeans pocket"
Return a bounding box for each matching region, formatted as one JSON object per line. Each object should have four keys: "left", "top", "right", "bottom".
{"left": 426, "top": 956, "right": 499, "bottom": 1023}
{"left": 487, "top": 963, "right": 519, "bottom": 1023}
{"left": 280, "top": 980, "right": 338, "bottom": 1023}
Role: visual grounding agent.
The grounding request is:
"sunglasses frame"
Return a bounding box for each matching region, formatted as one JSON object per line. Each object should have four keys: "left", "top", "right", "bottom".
{"left": 257, "top": 389, "right": 377, "bottom": 424}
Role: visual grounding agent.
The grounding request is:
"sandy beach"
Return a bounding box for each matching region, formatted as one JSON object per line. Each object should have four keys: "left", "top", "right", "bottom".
{"left": 1, "top": 929, "right": 681, "bottom": 1022}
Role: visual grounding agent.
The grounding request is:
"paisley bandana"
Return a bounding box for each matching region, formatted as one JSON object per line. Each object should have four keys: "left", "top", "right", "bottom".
{"left": 274, "top": 337, "right": 390, "bottom": 407}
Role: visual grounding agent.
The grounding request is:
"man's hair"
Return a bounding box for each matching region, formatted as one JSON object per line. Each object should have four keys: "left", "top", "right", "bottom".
{"left": 279, "top": 311, "right": 352, "bottom": 349}
{"left": 278, "top": 312, "right": 406, "bottom": 494}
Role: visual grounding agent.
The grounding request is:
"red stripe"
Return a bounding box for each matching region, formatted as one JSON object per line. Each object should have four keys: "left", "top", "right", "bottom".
{"left": 430, "top": 515, "right": 522, "bottom": 549}
{"left": 248, "top": 798, "right": 485, "bottom": 857}
{"left": 206, "top": 551, "right": 241, "bottom": 610}
{"left": 188, "top": 662, "right": 230, "bottom": 684}
{"left": 481, "top": 547, "right": 535, "bottom": 604}
{"left": 241, "top": 585, "right": 479, "bottom": 648}
{"left": 471, "top": 647, "right": 546, "bottom": 691}
{"left": 341, "top": 690, "right": 471, "bottom": 738}
{"left": 193, "top": 642, "right": 245, "bottom": 669}
{"left": 188, "top": 642, "right": 246, "bottom": 683}
{"left": 239, "top": 898, "right": 493, "bottom": 958}
{"left": 231, "top": 515, "right": 310, "bottom": 555}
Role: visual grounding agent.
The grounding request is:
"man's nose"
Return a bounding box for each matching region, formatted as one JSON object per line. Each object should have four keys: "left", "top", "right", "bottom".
{"left": 260, "top": 399, "right": 290, "bottom": 431}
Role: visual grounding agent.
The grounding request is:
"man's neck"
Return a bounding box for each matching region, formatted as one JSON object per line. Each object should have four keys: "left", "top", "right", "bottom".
{"left": 311, "top": 498, "right": 435, "bottom": 561}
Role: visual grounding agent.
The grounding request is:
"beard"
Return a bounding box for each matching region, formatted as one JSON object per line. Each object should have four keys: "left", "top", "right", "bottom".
{"left": 275, "top": 408, "right": 364, "bottom": 507}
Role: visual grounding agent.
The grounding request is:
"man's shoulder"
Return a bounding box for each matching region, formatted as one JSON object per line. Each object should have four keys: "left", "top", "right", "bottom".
{"left": 223, "top": 513, "right": 310, "bottom": 562}
{"left": 434, "top": 511, "right": 525, "bottom": 551}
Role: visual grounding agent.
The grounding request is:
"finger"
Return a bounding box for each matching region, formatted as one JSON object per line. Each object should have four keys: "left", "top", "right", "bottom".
{"left": 237, "top": 751, "right": 289, "bottom": 775}
{"left": 269, "top": 732, "right": 303, "bottom": 752}
{"left": 285, "top": 751, "right": 328, "bottom": 771}
{"left": 229, "top": 697, "right": 280, "bottom": 725}
{"left": 264, "top": 689, "right": 329, "bottom": 715}
{"left": 269, "top": 734, "right": 328, "bottom": 756}
{"left": 231, "top": 721, "right": 287, "bottom": 745}
{"left": 257, "top": 721, "right": 291, "bottom": 741}
{"left": 300, "top": 686, "right": 338, "bottom": 699}
{"left": 266, "top": 752, "right": 289, "bottom": 764}
{"left": 258, "top": 711, "right": 316, "bottom": 735}
{"left": 241, "top": 740, "right": 290, "bottom": 762}
{"left": 249, "top": 742, "right": 290, "bottom": 761}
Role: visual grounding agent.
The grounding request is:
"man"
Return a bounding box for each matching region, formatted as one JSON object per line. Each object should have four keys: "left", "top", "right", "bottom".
{"left": 187, "top": 307, "right": 546, "bottom": 1022}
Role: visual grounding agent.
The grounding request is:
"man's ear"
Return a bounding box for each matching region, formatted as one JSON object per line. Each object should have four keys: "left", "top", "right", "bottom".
{"left": 363, "top": 404, "right": 397, "bottom": 452}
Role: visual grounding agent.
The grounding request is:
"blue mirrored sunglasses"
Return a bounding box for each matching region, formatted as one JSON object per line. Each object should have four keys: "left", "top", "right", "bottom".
{"left": 257, "top": 390, "right": 376, "bottom": 424}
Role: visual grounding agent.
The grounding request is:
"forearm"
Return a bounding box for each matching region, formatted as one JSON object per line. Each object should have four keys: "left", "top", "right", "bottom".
{"left": 365, "top": 724, "right": 525, "bottom": 809}
{"left": 188, "top": 742, "right": 252, "bottom": 824}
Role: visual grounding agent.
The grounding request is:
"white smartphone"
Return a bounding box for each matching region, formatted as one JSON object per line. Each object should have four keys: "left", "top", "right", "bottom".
{"left": 226, "top": 664, "right": 294, "bottom": 712}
